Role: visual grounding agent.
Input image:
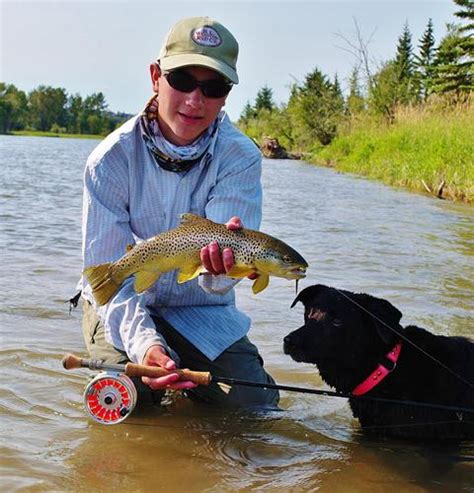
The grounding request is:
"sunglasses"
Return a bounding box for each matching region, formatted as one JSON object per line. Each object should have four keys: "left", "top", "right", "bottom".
{"left": 164, "top": 70, "right": 232, "bottom": 99}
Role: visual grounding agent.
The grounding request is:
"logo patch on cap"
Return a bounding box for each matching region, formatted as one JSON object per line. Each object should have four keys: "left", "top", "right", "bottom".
{"left": 191, "top": 26, "right": 222, "bottom": 47}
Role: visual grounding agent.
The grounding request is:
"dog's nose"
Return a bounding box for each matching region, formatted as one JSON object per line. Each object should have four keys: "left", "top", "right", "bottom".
{"left": 283, "top": 335, "right": 293, "bottom": 354}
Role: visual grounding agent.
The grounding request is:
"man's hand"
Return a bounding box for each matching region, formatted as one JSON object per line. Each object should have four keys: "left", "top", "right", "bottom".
{"left": 200, "top": 216, "right": 258, "bottom": 279}
{"left": 141, "top": 345, "right": 198, "bottom": 390}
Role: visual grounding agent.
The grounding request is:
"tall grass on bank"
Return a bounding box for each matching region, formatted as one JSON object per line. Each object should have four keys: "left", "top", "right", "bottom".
{"left": 312, "top": 99, "right": 474, "bottom": 203}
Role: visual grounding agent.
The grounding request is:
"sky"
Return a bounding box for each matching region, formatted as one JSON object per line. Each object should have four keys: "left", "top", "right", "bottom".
{"left": 1, "top": 1, "right": 458, "bottom": 121}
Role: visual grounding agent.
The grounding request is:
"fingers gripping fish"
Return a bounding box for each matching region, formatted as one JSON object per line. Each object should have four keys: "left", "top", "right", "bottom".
{"left": 83, "top": 214, "right": 308, "bottom": 306}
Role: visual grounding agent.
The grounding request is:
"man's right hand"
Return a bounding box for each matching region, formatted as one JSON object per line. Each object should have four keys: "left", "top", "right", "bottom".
{"left": 141, "top": 345, "right": 198, "bottom": 390}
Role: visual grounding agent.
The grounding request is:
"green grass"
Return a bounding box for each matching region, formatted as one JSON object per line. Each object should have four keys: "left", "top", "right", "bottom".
{"left": 11, "top": 130, "right": 102, "bottom": 140}
{"left": 311, "top": 105, "right": 474, "bottom": 203}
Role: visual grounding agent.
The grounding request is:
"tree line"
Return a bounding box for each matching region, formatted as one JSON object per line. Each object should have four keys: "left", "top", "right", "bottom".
{"left": 238, "top": 0, "right": 473, "bottom": 151}
{"left": 0, "top": 84, "right": 131, "bottom": 135}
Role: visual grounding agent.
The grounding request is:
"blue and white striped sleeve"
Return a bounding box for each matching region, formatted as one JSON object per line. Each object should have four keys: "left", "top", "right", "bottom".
{"left": 82, "top": 152, "right": 168, "bottom": 363}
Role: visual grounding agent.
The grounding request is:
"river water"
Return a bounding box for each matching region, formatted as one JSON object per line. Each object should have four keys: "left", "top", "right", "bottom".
{"left": 0, "top": 135, "right": 473, "bottom": 492}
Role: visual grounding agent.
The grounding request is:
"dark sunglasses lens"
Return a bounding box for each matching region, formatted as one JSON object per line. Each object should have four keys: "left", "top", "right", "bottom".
{"left": 167, "top": 71, "right": 231, "bottom": 98}
{"left": 201, "top": 80, "right": 232, "bottom": 98}
{"left": 167, "top": 71, "right": 196, "bottom": 92}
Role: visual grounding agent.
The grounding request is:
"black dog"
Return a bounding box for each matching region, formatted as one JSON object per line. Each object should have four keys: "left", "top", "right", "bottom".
{"left": 284, "top": 284, "right": 474, "bottom": 440}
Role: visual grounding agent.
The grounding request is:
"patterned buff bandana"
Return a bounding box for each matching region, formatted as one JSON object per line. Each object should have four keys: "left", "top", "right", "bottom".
{"left": 140, "top": 95, "right": 219, "bottom": 173}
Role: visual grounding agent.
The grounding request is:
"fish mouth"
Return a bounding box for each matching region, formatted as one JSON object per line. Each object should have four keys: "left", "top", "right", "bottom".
{"left": 288, "top": 267, "right": 307, "bottom": 279}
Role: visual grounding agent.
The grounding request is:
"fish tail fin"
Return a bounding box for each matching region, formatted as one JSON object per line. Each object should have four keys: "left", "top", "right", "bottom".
{"left": 83, "top": 263, "right": 120, "bottom": 306}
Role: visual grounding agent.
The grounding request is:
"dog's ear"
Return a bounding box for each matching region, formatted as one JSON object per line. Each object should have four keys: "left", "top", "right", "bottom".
{"left": 291, "top": 284, "right": 328, "bottom": 308}
{"left": 353, "top": 293, "right": 403, "bottom": 345}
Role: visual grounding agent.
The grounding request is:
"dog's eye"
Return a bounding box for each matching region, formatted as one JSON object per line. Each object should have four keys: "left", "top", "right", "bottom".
{"left": 332, "top": 318, "right": 343, "bottom": 327}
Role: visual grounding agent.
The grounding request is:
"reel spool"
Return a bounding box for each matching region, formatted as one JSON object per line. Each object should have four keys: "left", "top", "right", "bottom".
{"left": 84, "top": 372, "right": 137, "bottom": 425}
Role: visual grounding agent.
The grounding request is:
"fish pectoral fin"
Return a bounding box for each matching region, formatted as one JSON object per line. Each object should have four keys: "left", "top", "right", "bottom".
{"left": 252, "top": 274, "right": 270, "bottom": 294}
{"left": 177, "top": 263, "right": 205, "bottom": 283}
{"left": 134, "top": 270, "right": 162, "bottom": 293}
{"left": 226, "top": 265, "right": 255, "bottom": 279}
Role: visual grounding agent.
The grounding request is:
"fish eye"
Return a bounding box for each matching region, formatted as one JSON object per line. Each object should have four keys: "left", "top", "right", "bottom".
{"left": 283, "top": 254, "right": 293, "bottom": 263}
{"left": 332, "top": 318, "right": 343, "bottom": 327}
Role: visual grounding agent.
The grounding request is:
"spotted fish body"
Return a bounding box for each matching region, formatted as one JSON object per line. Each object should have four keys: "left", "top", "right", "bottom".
{"left": 84, "top": 213, "right": 308, "bottom": 306}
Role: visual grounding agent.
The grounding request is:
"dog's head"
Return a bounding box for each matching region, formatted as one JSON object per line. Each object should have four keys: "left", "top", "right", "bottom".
{"left": 283, "top": 284, "right": 404, "bottom": 391}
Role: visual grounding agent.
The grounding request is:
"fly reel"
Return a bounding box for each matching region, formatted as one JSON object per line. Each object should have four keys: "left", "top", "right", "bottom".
{"left": 63, "top": 353, "right": 211, "bottom": 425}
{"left": 84, "top": 372, "right": 137, "bottom": 425}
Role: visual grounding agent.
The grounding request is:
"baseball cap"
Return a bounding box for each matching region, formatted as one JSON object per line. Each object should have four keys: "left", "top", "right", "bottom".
{"left": 158, "top": 17, "right": 239, "bottom": 84}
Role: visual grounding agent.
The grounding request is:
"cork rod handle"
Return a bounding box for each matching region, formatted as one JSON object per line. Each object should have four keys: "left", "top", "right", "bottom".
{"left": 124, "top": 363, "right": 212, "bottom": 386}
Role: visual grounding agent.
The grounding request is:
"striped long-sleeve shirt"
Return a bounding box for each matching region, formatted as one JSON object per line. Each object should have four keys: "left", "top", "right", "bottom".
{"left": 81, "top": 112, "right": 263, "bottom": 364}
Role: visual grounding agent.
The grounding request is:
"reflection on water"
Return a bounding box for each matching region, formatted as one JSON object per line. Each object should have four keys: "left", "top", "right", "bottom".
{"left": 0, "top": 136, "right": 473, "bottom": 491}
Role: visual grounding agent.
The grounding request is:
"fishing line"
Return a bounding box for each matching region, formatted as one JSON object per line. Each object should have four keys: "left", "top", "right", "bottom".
{"left": 332, "top": 287, "right": 474, "bottom": 390}
{"left": 108, "top": 407, "right": 474, "bottom": 438}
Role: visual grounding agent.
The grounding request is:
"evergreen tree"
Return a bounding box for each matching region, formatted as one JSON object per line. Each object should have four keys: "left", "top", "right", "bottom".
{"left": 393, "top": 22, "right": 419, "bottom": 104}
{"left": 415, "top": 18, "right": 436, "bottom": 100}
{"left": 287, "top": 67, "right": 344, "bottom": 145}
{"left": 395, "top": 22, "right": 415, "bottom": 80}
{"left": 432, "top": 23, "right": 473, "bottom": 96}
{"left": 332, "top": 74, "right": 343, "bottom": 100}
{"left": 254, "top": 85, "right": 275, "bottom": 112}
{"left": 347, "top": 67, "right": 365, "bottom": 115}
{"left": 454, "top": 0, "right": 474, "bottom": 33}
{"left": 238, "top": 101, "right": 257, "bottom": 126}
{"left": 453, "top": 0, "right": 474, "bottom": 83}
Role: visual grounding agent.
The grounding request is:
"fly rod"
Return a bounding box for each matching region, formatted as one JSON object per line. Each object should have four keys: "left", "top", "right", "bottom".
{"left": 63, "top": 354, "right": 474, "bottom": 425}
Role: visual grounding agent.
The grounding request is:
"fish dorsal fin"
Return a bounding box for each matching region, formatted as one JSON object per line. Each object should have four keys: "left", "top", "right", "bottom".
{"left": 134, "top": 270, "right": 162, "bottom": 293}
{"left": 180, "top": 213, "right": 213, "bottom": 226}
{"left": 252, "top": 274, "right": 270, "bottom": 294}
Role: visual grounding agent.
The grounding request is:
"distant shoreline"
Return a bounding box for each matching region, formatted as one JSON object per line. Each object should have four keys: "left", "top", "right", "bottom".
{"left": 8, "top": 130, "right": 102, "bottom": 140}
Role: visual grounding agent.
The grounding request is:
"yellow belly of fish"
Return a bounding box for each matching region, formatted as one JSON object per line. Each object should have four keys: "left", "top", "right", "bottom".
{"left": 132, "top": 251, "right": 203, "bottom": 293}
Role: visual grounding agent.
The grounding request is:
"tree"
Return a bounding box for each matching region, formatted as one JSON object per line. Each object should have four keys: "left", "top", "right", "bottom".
{"left": 454, "top": 0, "right": 474, "bottom": 33}
{"left": 238, "top": 101, "right": 257, "bottom": 128}
{"left": 66, "top": 93, "right": 83, "bottom": 133}
{"left": 254, "top": 85, "right": 275, "bottom": 113}
{"left": 287, "top": 67, "right": 344, "bottom": 146}
{"left": 367, "top": 60, "right": 404, "bottom": 121}
{"left": 430, "top": 0, "right": 473, "bottom": 97}
{"left": 0, "top": 83, "right": 28, "bottom": 133}
{"left": 415, "top": 18, "right": 436, "bottom": 100}
{"left": 395, "top": 22, "right": 415, "bottom": 80}
{"left": 453, "top": 0, "right": 474, "bottom": 86}
{"left": 394, "top": 22, "right": 419, "bottom": 104}
{"left": 432, "top": 23, "right": 473, "bottom": 96}
{"left": 346, "top": 67, "right": 366, "bottom": 115}
{"left": 28, "top": 86, "right": 68, "bottom": 131}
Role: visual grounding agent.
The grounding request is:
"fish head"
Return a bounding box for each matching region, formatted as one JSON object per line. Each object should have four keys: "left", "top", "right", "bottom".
{"left": 254, "top": 241, "right": 308, "bottom": 280}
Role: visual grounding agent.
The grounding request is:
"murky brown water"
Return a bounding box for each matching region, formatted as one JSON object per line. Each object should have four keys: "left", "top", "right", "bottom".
{"left": 1, "top": 135, "right": 473, "bottom": 492}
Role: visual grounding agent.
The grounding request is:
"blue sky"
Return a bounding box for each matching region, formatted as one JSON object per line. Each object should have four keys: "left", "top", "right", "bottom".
{"left": 1, "top": 1, "right": 457, "bottom": 121}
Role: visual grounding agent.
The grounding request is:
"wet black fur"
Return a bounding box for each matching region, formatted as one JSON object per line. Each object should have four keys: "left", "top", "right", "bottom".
{"left": 284, "top": 284, "right": 474, "bottom": 440}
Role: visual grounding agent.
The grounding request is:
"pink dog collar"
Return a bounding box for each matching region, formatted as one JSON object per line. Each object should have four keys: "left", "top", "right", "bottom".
{"left": 352, "top": 342, "right": 402, "bottom": 396}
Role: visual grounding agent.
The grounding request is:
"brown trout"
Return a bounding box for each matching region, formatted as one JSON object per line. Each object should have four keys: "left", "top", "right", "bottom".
{"left": 84, "top": 213, "right": 308, "bottom": 306}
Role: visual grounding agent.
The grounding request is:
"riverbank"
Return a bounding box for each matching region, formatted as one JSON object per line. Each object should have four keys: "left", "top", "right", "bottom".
{"left": 10, "top": 130, "right": 102, "bottom": 140}
{"left": 310, "top": 101, "right": 474, "bottom": 204}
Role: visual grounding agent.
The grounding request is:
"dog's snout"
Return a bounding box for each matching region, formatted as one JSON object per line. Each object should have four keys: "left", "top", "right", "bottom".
{"left": 283, "top": 335, "right": 294, "bottom": 354}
